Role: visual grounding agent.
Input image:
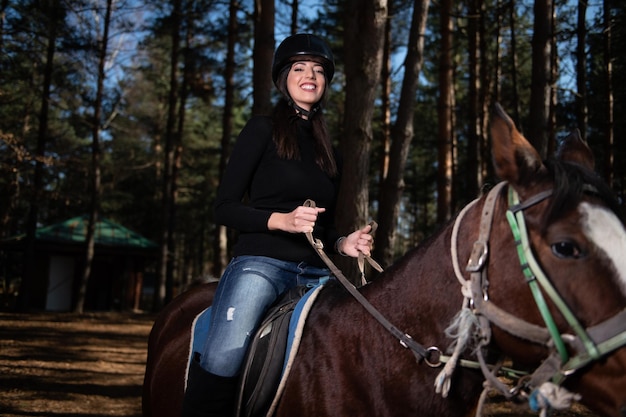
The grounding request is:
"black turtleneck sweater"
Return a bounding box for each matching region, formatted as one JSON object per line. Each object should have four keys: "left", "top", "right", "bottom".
{"left": 214, "top": 115, "right": 342, "bottom": 267}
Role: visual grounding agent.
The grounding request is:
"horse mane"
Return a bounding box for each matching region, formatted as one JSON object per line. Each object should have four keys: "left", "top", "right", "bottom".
{"left": 542, "top": 158, "right": 624, "bottom": 231}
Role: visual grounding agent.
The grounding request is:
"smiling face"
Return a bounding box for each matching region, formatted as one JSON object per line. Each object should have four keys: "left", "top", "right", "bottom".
{"left": 286, "top": 57, "right": 326, "bottom": 116}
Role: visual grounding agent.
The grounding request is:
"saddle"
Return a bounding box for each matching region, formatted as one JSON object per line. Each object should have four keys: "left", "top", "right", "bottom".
{"left": 235, "top": 285, "right": 308, "bottom": 417}
{"left": 187, "top": 284, "right": 323, "bottom": 417}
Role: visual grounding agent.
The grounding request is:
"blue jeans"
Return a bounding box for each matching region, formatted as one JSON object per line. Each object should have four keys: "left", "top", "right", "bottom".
{"left": 199, "top": 255, "right": 330, "bottom": 377}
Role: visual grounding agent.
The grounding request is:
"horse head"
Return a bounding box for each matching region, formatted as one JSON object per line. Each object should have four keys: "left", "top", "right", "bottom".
{"left": 472, "top": 104, "right": 626, "bottom": 416}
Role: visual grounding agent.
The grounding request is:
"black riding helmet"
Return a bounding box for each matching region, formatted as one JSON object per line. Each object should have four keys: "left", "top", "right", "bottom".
{"left": 271, "top": 33, "right": 335, "bottom": 86}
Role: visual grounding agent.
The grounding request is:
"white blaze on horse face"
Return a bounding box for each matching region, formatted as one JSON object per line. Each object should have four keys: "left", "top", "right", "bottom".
{"left": 580, "top": 202, "right": 626, "bottom": 295}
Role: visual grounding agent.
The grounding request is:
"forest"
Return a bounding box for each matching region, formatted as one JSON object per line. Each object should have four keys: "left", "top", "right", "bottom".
{"left": 0, "top": 0, "right": 624, "bottom": 312}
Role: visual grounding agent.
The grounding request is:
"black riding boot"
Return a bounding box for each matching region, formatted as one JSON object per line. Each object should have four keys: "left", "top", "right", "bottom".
{"left": 182, "top": 353, "right": 238, "bottom": 417}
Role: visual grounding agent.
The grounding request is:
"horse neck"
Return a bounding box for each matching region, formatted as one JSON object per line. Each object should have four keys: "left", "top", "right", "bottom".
{"left": 364, "top": 191, "right": 508, "bottom": 338}
{"left": 363, "top": 220, "right": 464, "bottom": 337}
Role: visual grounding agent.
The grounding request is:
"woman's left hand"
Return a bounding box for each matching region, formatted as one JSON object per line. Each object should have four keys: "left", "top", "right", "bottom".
{"left": 337, "top": 224, "right": 374, "bottom": 258}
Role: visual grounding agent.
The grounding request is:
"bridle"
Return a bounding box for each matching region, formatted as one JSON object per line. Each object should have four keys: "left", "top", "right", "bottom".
{"left": 505, "top": 183, "right": 626, "bottom": 374}
{"left": 444, "top": 181, "right": 626, "bottom": 414}
{"left": 304, "top": 182, "right": 626, "bottom": 415}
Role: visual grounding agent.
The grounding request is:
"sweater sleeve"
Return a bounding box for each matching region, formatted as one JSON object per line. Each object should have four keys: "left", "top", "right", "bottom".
{"left": 214, "top": 116, "right": 274, "bottom": 232}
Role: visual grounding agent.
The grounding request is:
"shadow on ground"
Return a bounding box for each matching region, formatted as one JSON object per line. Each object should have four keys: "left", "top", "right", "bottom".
{"left": 0, "top": 312, "right": 155, "bottom": 417}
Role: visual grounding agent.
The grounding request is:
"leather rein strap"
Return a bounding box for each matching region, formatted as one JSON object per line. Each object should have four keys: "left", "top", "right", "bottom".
{"left": 303, "top": 199, "right": 428, "bottom": 362}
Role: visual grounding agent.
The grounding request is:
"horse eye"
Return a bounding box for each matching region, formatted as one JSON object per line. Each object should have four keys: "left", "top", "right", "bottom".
{"left": 551, "top": 241, "right": 583, "bottom": 259}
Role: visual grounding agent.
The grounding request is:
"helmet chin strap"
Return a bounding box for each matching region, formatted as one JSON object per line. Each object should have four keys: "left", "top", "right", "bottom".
{"left": 288, "top": 98, "right": 320, "bottom": 119}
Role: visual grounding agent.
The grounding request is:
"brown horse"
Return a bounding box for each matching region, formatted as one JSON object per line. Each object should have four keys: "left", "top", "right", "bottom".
{"left": 142, "top": 105, "right": 626, "bottom": 417}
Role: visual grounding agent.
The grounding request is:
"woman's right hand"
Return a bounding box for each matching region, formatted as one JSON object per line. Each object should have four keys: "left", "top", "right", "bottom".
{"left": 267, "top": 205, "right": 326, "bottom": 234}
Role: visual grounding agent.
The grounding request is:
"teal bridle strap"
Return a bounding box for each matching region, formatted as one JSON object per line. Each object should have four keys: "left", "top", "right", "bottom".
{"left": 560, "top": 308, "right": 626, "bottom": 380}
{"left": 505, "top": 187, "right": 601, "bottom": 365}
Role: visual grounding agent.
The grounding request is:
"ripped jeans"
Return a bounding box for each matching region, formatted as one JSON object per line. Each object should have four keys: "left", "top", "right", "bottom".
{"left": 199, "top": 255, "right": 331, "bottom": 377}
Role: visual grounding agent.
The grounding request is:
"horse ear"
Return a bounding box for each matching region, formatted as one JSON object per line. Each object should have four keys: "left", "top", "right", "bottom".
{"left": 555, "top": 129, "right": 595, "bottom": 170}
{"left": 490, "top": 103, "right": 544, "bottom": 185}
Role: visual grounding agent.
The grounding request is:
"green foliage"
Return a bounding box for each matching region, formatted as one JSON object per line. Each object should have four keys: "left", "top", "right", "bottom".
{"left": 1, "top": 0, "right": 625, "bottom": 289}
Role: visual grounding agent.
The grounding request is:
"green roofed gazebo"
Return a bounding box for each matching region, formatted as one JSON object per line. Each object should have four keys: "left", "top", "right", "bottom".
{"left": 34, "top": 216, "right": 158, "bottom": 249}
{"left": 0, "top": 216, "right": 158, "bottom": 312}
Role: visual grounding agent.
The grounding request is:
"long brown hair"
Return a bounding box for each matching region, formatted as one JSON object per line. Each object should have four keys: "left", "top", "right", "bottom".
{"left": 272, "top": 66, "right": 338, "bottom": 177}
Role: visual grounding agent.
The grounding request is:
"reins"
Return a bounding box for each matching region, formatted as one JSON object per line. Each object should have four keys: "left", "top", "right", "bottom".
{"left": 303, "top": 199, "right": 430, "bottom": 363}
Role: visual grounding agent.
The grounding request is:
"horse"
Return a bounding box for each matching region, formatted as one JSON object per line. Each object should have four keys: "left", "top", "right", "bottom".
{"left": 142, "top": 104, "right": 626, "bottom": 417}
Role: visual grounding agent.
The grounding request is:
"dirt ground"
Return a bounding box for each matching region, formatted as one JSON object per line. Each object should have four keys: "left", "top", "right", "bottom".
{"left": 0, "top": 311, "right": 154, "bottom": 417}
{"left": 0, "top": 311, "right": 599, "bottom": 417}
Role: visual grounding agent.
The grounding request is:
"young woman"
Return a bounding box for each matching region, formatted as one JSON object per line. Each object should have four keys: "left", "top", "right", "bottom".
{"left": 182, "top": 33, "right": 374, "bottom": 417}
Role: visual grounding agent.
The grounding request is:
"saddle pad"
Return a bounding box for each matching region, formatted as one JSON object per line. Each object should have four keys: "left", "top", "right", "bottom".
{"left": 185, "top": 284, "right": 324, "bottom": 402}
{"left": 267, "top": 284, "right": 324, "bottom": 415}
{"left": 184, "top": 306, "right": 211, "bottom": 389}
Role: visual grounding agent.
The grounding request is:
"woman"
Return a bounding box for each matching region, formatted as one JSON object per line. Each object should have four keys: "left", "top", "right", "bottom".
{"left": 182, "top": 33, "right": 374, "bottom": 417}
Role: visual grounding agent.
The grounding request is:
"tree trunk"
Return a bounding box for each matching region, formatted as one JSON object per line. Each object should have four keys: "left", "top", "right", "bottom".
{"left": 547, "top": 0, "right": 557, "bottom": 156}
{"left": 337, "top": 0, "right": 387, "bottom": 282}
{"left": 528, "top": 0, "right": 552, "bottom": 158}
{"left": 494, "top": 0, "right": 502, "bottom": 103}
{"left": 575, "top": 0, "right": 588, "bottom": 141}
{"left": 212, "top": 0, "right": 239, "bottom": 278}
{"left": 75, "top": 0, "right": 113, "bottom": 313}
{"left": 436, "top": 0, "right": 453, "bottom": 224}
{"left": 252, "top": 0, "right": 274, "bottom": 116}
{"left": 171, "top": 3, "right": 195, "bottom": 295}
{"left": 154, "top": 0, "right": 182, "bottom": 311}
{"left": 509, "top": 0, "right": 521, "bottom": 123}
{"left": 378, "top": 4, "right": 391, "bottom": 186}
{"left": 18, "top": 0, "right": 61, "bottom": 311}
{"left": 0, "top": 0, "right": 7, "bottom": 52}
{"left": 374, "top": 0, "right": 429, "bottom": 267}
{"left": 603, "top": 0, "right": 614, "bottom": 187}
{"left": 467, "top": 0, "right": 481, "bottom": 199}
{"left": 290, "top": 0, "right": 299, "bottom": 34}
{"left": 479, "top": 0, "right": 491, "bottom": 181}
